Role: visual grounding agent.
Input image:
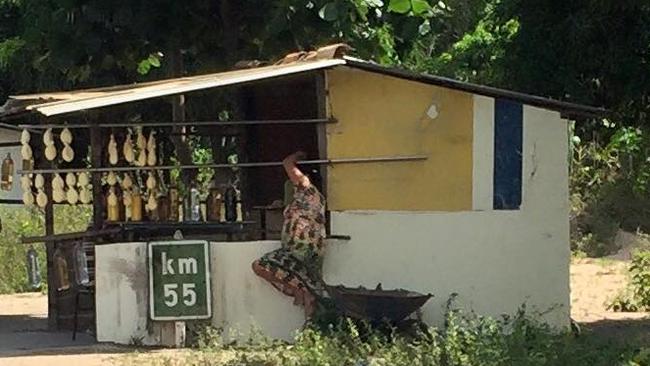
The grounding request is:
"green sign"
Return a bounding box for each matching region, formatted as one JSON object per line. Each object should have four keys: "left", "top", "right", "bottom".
{"left": 148, "top": 240, "right": 212, "bottom": 320}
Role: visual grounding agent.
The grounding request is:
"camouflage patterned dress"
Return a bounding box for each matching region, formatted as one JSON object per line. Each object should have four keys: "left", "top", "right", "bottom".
{"left": 252, "top": 183, "right": 326, "bottom": 307}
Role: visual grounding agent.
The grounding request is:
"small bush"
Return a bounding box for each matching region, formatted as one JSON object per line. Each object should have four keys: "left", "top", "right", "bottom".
{"left": 608, "top": 250, "right": 650, "bottom": 312}
{"left": 629, "top": 250, "right": 650, "bottom": 308}
{"left": 607, "top": 290, "right": 641, "bottom": 312}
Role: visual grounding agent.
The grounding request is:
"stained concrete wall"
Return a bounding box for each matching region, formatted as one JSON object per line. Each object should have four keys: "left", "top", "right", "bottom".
{"left": 96, "top": 241, "right": 305, "bottom": 344}
{"left": 95, "top": 242, "right": 157, "bottom": 345}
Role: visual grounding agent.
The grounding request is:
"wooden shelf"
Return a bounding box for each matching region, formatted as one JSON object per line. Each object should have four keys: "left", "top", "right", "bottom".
{"left": 105, "top": 221, "right": 256, "bottom": 238}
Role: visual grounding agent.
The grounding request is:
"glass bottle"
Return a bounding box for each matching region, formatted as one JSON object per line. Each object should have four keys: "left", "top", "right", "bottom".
{"left": 219, "top": 200, "right": 226, "bottom": 222}
{"left": 107, "top": 187, "right": 121, "bottom": 222}
{"left": 235, "top": 189, "right": 243, "bottom": 222}
{"left": 157, "top": 194, "right": 170, "bottom": 221}
{"left": 168, "top": 186, "right": 179, "bottom": 222}
{"left": 224, "top": 186, "right": 237, "bottom": 222}
{"left": 22, "top": 158, "right": 33, "bottom": 175}
{"left": 131, "top": 187, "right": 143, "bottom": 222}
{"left": 206, "top": 187, "right": 222, "bottom": 222}
{"left": 54, "top": 248, "right": 70, "bottom": 291}
{"left": 0, "top": 153, "right": 14, "bottom": 191}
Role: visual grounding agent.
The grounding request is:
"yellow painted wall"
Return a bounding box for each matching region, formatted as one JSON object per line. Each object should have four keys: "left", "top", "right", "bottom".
{"left": 326, "top": 67, "right": 473, "bottom": 211}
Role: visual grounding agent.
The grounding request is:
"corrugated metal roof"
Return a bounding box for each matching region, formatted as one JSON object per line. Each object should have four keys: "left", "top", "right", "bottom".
{"left": 2, "top": 58, "right": 345, "bottom": 117}
{"left": 0, "top": 53, "right": 605, "bottom": 119}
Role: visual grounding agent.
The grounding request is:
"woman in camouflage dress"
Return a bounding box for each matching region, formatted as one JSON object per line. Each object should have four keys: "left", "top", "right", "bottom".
{"left": 252, "top": 151, "right": 326, "bottom": 318}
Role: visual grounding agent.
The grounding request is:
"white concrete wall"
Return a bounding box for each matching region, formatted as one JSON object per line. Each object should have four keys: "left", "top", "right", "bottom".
{"left": 324, "top": 104, "right": 570, "bottom": 328}
{"left": 472, "top": 95, "right": 495, "bottom": 211}
{"left": 95, "top": 242, "right": 160, "bottom": 345}
{"left": 210, "top": 241, "right": 305, "bottom": 341}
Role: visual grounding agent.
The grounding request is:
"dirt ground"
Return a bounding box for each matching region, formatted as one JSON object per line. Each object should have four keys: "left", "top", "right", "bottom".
{"left": 1, "top": 259, "right": 649, "bottom": 365}
{"left": 570, "top": 258, "right": 649, "bottom": 322}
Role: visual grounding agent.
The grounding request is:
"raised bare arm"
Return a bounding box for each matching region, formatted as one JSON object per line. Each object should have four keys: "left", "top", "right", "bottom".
{"left": 283, "top": 151, "right": 310, "bottom": 188}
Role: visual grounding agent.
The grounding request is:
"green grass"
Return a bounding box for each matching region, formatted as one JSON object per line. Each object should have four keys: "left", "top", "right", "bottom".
{"left": 118, "top": 308, "right": 650, "bottom": 366}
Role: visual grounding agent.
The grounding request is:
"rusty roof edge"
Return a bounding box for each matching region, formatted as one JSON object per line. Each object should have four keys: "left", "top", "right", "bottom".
{"left": 342, "top": 57, "right": 608, "bottom": 118}
{"left": 15, "top": 59, "right": 346, "bottom": 117}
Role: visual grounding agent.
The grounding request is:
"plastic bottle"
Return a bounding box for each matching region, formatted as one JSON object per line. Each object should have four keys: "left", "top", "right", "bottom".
{"left": 1, "top": 153, "right": 14, "bottom": 191}
{"left": 26, "top": 246, "right": 41, "bottom": 289}
{"left": 74, "top": 243, "right": 90, "bottom": 285}
{"left": 190, "top": 186, "right": 201, "bottom": 221}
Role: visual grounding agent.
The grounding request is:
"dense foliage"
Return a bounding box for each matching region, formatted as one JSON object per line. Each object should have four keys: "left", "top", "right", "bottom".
{"left": 609, "top": 250, "right": 650, "bottom": 312}
{"left": 0, "top": 205, "right": 91, "bottom": 294}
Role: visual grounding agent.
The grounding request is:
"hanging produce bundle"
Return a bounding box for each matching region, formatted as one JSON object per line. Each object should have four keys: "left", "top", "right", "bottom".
{"left": 145, "top": 171, "right": 158, "bottom": 212}
{"left": 34, "top": 174, "right": 48, "bottom": 208}
{"left": 121, "top": 173, "right": 133, "bottom": 190}
{"left": 121, "top": 173, "right": 133, "bottom": 220}
{"left": 108, "top": 134, "right": 118, "bottom": 165}
{"left": 60, "top": 128, "right": 74, "bottom": 162}
{"left": 146, "top": 191, "right": 158, "bottom": 212}
{"left": 66, "top": 173, "right": 78, "bottom": 205}
{"left": 123, "top": 131, "right": 135, "bottom": 163}
{"left": 52, "top": 173, "right": 65, "bottom": 203}
{"left": 136, "top": 128, "right": 147, "bottom": 167}
{"left": 43, "top": 128, "right": 57, "bottom": 161}
{"left": 145, "top": 171, "right": 157, "bottom": 190}
{"left": 21, "top": 129, "right": 32, "bottom": 161}
{"left": 78, "top": 172, "right": 92, "bottom": 204}
{"left": 147, "top": 131, "right": 157, "bottom": 166}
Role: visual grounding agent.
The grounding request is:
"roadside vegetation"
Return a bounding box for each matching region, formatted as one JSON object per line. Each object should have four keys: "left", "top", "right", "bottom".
{"left": 122, "top": 305, "right": 650, "bottom": 366}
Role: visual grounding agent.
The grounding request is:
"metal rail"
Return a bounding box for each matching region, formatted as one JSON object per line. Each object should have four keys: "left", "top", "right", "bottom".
{"left": 21, "top": 227, "right": 123, "bottom": 244}
{"left": 17, "top": 155, "right": 427, "bottom": 174}
{"left": 17, "top": 118, "right": 336, "bottom": 129}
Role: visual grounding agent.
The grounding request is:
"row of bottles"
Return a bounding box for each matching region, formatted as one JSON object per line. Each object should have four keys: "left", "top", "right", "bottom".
{"left": 106, "top": 183, "right": 243, "bottom": 223}
{"left": 50, "top": 243, "right": 91, "bottom": 291}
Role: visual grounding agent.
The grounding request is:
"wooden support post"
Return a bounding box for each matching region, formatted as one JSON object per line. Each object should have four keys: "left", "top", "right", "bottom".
{"left": 314, "top": 71, "right": 330, "bottom": 235}
{"left": 90, "top": 123, "right": 104, "bottom": 230}
{"left": 153, "top": 48, "right": 186, "bottom": 348}
{"left": 44, "top": 170, "right": 57, "bottom": 330}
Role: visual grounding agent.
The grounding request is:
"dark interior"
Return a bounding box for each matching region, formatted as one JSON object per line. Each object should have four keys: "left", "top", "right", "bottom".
{"left": 243, "top": 73, "right": 322, "bottom": 208}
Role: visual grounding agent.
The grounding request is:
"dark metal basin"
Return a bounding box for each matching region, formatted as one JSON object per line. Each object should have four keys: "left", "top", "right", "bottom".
{"left": 326, "top": 284, "right": 433, "bottom": 323}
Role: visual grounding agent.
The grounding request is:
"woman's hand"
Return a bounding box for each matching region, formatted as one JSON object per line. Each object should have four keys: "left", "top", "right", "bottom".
{"left": 283, "top": 151, "right": 310, "bottom": 188}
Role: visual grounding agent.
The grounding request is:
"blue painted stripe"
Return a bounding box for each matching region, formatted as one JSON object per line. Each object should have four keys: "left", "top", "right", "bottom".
{"left": 493, "top": 99, "right": 523, "bottom": 210}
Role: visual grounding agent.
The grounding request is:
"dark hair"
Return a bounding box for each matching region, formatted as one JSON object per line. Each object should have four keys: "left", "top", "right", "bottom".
{"left": 306, "top": 168, "right": 322, "bottom": 191}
